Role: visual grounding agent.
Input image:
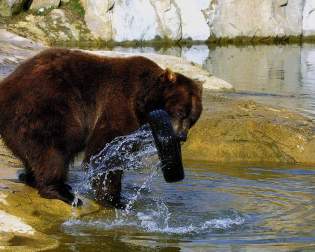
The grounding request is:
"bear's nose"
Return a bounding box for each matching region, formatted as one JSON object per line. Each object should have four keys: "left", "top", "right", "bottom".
{"left": 177, "top": 132, "right": 187, "bottom": 142}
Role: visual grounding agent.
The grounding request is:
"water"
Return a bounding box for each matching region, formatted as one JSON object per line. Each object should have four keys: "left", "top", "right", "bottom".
{"left": 52, "top": 126, "right": 314, "bottom": 251}
{"left": 58, "top": 164, "right": 315, "bottom": 251}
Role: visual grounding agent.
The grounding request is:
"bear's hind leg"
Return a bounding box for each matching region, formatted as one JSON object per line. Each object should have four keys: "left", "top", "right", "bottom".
{"left": 29, "top": 148, "right": 81, "bottom": 206}
{"left": 18, "top": 168, "right": 36, "bottom": 188}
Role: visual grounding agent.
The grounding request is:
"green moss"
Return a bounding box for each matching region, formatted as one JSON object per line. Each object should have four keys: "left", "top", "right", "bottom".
{"left": 303, "top": 36, "right": 315, "bottom": 43}
{"left": 207, "top": 35, "right": 303, "bottom": 46}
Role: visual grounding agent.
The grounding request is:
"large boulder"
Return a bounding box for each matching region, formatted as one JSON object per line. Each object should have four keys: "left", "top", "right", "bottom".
{"left": 209, "top": 0, "right": 304, "bottom": 39}
{"left": 80, "top": 0, "right": 210, "bottom": 41}
{"left": 303, "top": 0, "right": 315, "bottom": 36}
{"left": 183, "top": 93, "right": 315, "bottom": 164}
{"left": 79, "top": 0, "right": 315, "bottom": 42}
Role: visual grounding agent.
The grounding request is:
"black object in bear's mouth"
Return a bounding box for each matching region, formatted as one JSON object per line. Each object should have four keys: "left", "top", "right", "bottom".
{"left": 148, "top": 110, "right": 184, "bottom": 183}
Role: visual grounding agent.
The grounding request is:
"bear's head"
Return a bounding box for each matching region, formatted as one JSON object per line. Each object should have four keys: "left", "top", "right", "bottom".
{"left": 161, "top": 68, "right": 203, "bottom": 142}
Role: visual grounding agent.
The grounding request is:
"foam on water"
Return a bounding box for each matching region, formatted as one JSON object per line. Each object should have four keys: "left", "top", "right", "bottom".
{"left": 63, "top": 206, "right": 245, "bottom": 235}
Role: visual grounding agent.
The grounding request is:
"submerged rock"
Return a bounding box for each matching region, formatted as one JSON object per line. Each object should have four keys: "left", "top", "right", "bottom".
{"left": 183, "top": 93, "right": 315, "bottom": 164}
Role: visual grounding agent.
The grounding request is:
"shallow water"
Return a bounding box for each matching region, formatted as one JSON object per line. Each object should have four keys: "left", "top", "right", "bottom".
{"left": 46, "top": 126, "right": 315, "bottom": 252}
{"left": 58, "top": 162, "right": 315, "bottom": 251}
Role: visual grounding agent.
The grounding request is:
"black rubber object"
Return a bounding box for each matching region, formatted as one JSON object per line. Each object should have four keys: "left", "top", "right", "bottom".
{"left": 148, "top": 110, "right": 184, "bottom": 183}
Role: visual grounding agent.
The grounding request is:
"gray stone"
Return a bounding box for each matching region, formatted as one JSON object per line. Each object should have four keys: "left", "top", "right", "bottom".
{"left": 29, "top": 0, "right": 60, "bottom": 10}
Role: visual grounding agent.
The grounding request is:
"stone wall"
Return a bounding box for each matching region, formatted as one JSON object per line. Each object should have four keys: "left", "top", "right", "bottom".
{"left": 79, "top": 0, "right": 315, "bottom": 42}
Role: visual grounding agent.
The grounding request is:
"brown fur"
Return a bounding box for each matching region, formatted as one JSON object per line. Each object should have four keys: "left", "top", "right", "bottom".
{"left": 0, "top": 48, "right": 202, "bottom": 207}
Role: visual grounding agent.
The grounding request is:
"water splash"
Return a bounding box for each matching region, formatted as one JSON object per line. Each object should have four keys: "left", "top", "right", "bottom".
{"left": 63, "top": 206, "right": 245, "bottom": 235}
{"left": 80, "top": 124, "right": 158, "bottom": 198}
{"left": 65, "top": 124, "right": 246, "bottom": 236}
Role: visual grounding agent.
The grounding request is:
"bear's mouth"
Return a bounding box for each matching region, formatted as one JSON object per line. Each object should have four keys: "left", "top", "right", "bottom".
{"left": 148, "top": 110, "right": 184, "bottom": 183}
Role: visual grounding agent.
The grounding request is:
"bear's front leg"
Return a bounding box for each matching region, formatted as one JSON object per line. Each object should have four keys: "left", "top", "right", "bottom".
{"left": 84, "top": 110, "right": 140, "bottom": 208}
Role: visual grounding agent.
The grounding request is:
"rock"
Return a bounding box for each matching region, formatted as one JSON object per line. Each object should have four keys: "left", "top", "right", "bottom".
{"left": 81, "top": 0, "right": 210, "bottom": 41}
{"left": 150, "top": 0, "right": 182, "bottom": 40}
{"left": 90, "top": 49, "right": 232, "bottom": 90}
{"left": 79, "top": 0, "right": 315, "bottom": 42}
{"left": 0, "top": 179, "right": 100, "bottom": 251}
{"left": 6, "top": 8, "right": 95, "bottom": 44}
{"left": 0, "top": 0, "right": 28, "bottom": 16}
{"left": 29, "top": 0, "right": 60, "bottom": 11}
{"left": 183, "top": 93, "right": 315, "bottom": 164}
{"left": 209, "top": 0, "right": 304, "bottom": 39}
{"left": 303, "top": 0, "right": 315, "bottom": 36}
{"left": 175, "top": 0, "right": 210, "bottom": 41}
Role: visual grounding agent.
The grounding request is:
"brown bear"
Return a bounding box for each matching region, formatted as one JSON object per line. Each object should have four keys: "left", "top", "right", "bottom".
{"left": 0, "top": 48, "right": 202, "bottom": 207}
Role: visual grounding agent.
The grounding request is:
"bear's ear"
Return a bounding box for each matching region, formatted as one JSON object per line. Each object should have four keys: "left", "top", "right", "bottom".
{"left": 163, "top": 68, "right": 177, "bottom": 83}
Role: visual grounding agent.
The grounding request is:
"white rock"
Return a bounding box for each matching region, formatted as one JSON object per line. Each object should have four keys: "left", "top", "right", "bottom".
{"left": 81, "top": 0, "right": 114, "bottom": 41}
{"left": 0, "top": 210, "right": 35, "bottom": 234}
{"left": 175, "top": 0, "right": 210, "bottom": 40}
{"left": 89, "top": 50, "right": 232, "bottom": 90}
{"left": 112, "top": 0, "right": 158, "bottom": 42}
{"left": 210, "top": 0, "right": 304, "bottom": 38}
{"left": 303, "top": 0, "right": 315, "bottom": 36}
{"left": 150, "top": 0, "right": 181, "bottom": 40}
{"left": 30, "top": 0, "right": 60, "bottom": 10}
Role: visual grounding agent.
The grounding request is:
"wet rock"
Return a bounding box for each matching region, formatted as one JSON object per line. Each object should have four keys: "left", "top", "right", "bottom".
{"left": 29, "top": 0, "right": 60, "bottom": 11}
{"left": 0, "top": 0, "right": 28, "bottom": 17}
{"left": 183, "top": 93, "right": 315, "bottom": 164}
{"left": 0, "top": 179, "right": 101, "bottom": 250}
